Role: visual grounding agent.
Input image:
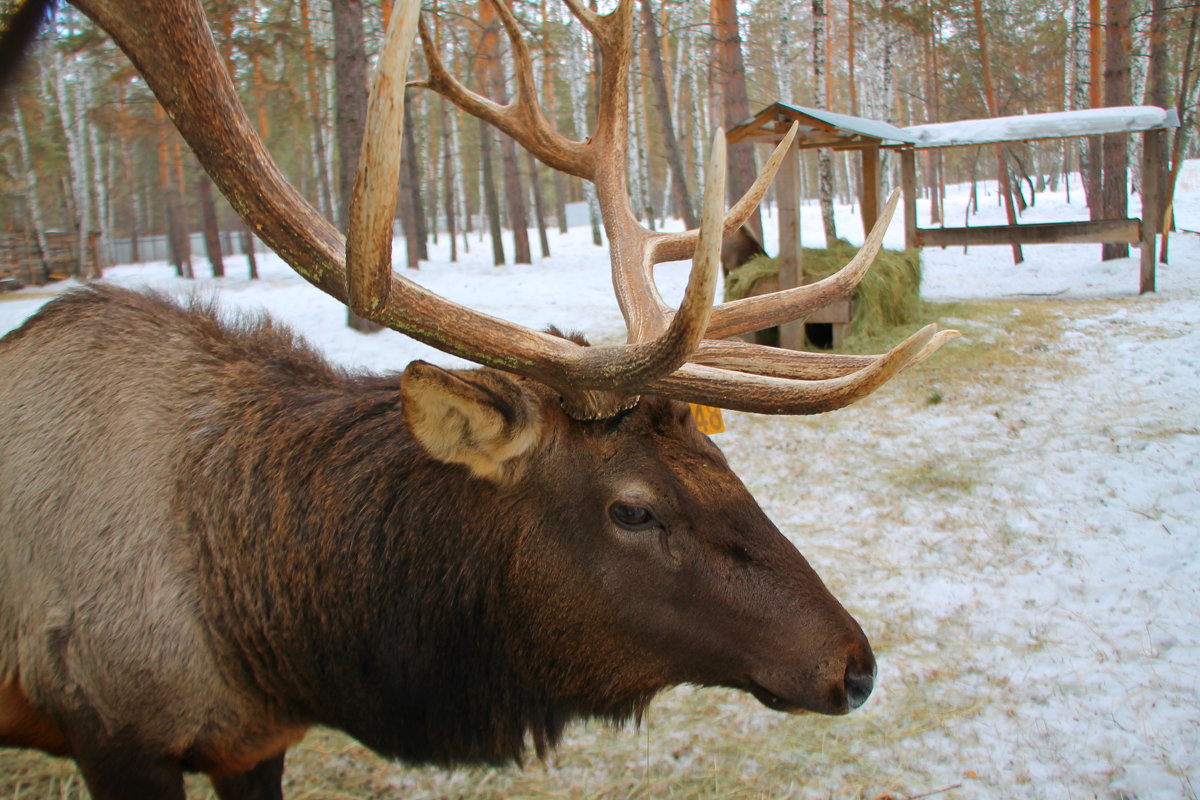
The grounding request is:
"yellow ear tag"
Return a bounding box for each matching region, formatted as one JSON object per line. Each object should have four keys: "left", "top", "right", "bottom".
{"left": 689, "top": 404, "right": 725, "bottom": 434}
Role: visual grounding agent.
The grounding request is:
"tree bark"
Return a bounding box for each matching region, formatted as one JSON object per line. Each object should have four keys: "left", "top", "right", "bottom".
{"left": 812, "top": 0, "right": 836, "bottom": 246}
{"left": 479, "top": 119, "right": 506, "bottom": 265}
{"left": 568, "top": 25, "right": 602, "bottom": 246}
{"left": 300, "top": 0, "right": 336, "bottom": 222}
{"left": 1160, "top": 4, "right": 1200, "bottom": 263}
{"left": 499, "top": 132, "right": 531, "bottom": 264}
{"left": 848, "top": 0, "right": 858, "bottom": 116}
{"left": 527, "top": 152, "right": 551, "bottom": 258}
{"left": 639, "top": 0, "right": 696, "bottom": 229}
{"left": 10, "top": 95, "right": 50, "bottom": 283}
{"left": 1081, "top": 0, "right": 1104, "bottom": 222}
{"left": 198, "top": 168, "right": 225, "bottom": 277}
{"left": 401, "top": 100, "right": 428, "bottom": 267}
{"left": 50, "top": 49, "right": 94, "bottom": 279}
{"left": 1101, "top": 0, "right": 1131, "bottom": 261}
{"left": 439, "top": 98, "right": 458, "bottom": 262}
{"left": 332, "top": 0, "right": 382, "bottom": 331}
{"left": 972, "top": 0, "right": 1022, "bottom": 264}
{"left": 711, "top": 0, "right": 761, "bottom": 240}
{"left": 1141, "top": 0, "right": 1168, "bottom": 265}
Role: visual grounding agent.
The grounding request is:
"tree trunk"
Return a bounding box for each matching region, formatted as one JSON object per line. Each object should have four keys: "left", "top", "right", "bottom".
{"left": 923, "top": 0, "right": 943, "bottom": 225}
{"left": 711, "top": 0, "right": 761, "bottom": 240}
{"left": 972, "top": 0, "right": 1022, "bottom": 264}
{"left": 401, "top": 100, "right": 426, "bottom": 268}
{"left": 197, "top": 169, "right": 225, "bottom": 277}
{"left": 527, "top": 152, "right": 551, "bottom": 258}
{"left": 409, "top": 105, "right": 429, "bottom": 261}
{"left": 499, "top": 134, "right": 531, "bottom": 264}
{"left": 172, "top": 138, "right": 195, "bottom": 278}
{"left": 302, "top": 0, "right": 336, "bottom": 223}
{"left": 812, "top": 0, "right": 836, "bottom": 246}
{"left": 10, "top": 95, "right": 50, "bottom": 283}
{"left": 1101, "top": 0, "right": 1131, "bottom": 260}
{"left": 1080, "top": 0, "right": 1104, "bottom": 223}
{"left": 51, "top": 50, "right": 92, "bottom": 279}
{"left": 543, "top": 60, "right": 569, "bottom": 234}
{"left": 568, "top": 26, "right": 602, "bottom": 246}
{"left": 86, "top": 95, "right": 107, "bottom": 278}
{"left": 479, "top": 119, "right": 506, "bottom": 265}
{"left": 473, "top": 0, "right": 511, "bottom": 263}
{"left": 639, "top": 0, "right": 696, "bottom": 229}
{"left": 1141, "top": 0, "right": 1168, "bottom": 266}
{"left": 439, "top": 98, "right": 458, "bottom": 262}
{"left": 332, "top": 0, "right": 382, "bottom": 331}
{"left": 1161, "top": 3, "right": 1200, "bottom": 263}
{"left": 848, "top": 0, "right": 858, "bottom": 116}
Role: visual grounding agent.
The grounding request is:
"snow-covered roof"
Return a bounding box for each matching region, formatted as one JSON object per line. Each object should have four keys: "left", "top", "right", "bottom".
{"left": 904, "top": 106, "right": 1179, "bottom": 149}
{"left": 772, "top": 103, "right": 916, "bottom": 145}
{"left": 727, "top": 103, "right": 914, "bottom": 148}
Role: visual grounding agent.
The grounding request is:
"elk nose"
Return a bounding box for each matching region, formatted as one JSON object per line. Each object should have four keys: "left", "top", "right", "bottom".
{"left": 844, "top": 665, "right": 875, "bottom": 709}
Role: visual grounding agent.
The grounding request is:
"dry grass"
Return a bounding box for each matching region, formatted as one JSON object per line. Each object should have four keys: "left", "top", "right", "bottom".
{"left": 0, "top": 295, "right": 1104, "bottom": 798}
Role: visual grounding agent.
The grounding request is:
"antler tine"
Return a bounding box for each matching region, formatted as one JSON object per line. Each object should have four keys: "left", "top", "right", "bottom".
{"left": 690, "top": 325, "right": 960, "bottom": 380}
{"left": 417, "top": 14, "right": 590, "bottom": 179}
{"left": 561, "top": 0, "right": 623, "bottom": 48}
{"left": 648, "top": 123, "right": 801, "bottom": 267}
{"left": 485, "top": 0, "right": 540, "bottom": 111}
{"left": 692, "top": 340, "right": 883, "bottom": 380}
{"left": 705, "top": 187, "right": 902, "bottom": 339}
{"left": 561, "top": 128, "right": 724, "bottom": 397}
{"left": 347, "top": 0, "right": 422, "bottom": 318}
{"left": 650, "top": 324, "right": 946, "bottom": 415}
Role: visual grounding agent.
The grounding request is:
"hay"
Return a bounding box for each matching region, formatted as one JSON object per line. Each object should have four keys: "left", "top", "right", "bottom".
{"left": 723, "top": 241, "right": 923, "bottom": 349}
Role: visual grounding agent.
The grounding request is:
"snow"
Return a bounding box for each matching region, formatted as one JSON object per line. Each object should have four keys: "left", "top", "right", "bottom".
{"left": 905, "top": 105, "right": 1178, "bottom": 150}
{"left": 773, "top": 102, "right": 916, "bottom": 145}
{"left": 2, "top": 163, "right": 1199, "bottom": 798}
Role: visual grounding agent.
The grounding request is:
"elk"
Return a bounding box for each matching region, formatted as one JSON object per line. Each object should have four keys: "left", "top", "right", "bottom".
{"left": 0, "top": 0, "right": 956, "bottom": 796}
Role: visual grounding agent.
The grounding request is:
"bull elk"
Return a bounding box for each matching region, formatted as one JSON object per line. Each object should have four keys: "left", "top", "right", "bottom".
{"left": 0, "top": 0, "right": 956, "bottom": 796}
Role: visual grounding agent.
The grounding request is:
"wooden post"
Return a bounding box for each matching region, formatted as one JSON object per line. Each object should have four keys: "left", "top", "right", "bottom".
{"left": 87, "top": 231, "right": 102, "bottom": 280}
{"left": 860, "top": 144, "right": 881, "bottom": 237}
{"left": 1140, "top": 127, "right": 1163, "bottom": 293}
{"left": 777, "top": 135, "right": 804, "bottom": 350}
{"left": 900, "top": 149, "right": 918, "bottom": 249}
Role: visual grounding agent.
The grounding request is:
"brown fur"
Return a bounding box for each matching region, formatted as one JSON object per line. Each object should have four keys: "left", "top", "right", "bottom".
{"left": 0, "top": 286, "right": 874, "bottom": 798}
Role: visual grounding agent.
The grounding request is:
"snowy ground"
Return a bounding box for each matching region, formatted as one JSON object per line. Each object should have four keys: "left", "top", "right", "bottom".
{"left": 1, "top": 165, "right": 1197, "bottom": 799}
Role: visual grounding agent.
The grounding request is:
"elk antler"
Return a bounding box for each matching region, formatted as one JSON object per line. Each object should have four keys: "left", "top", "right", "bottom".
{"left": 71, "top": 0, "right": 955, "bottom": 421}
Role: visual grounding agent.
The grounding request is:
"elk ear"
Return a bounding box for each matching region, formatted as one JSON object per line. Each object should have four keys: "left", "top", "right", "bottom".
{"left": 400, "top": 361, "right": 546, "bottom": 482}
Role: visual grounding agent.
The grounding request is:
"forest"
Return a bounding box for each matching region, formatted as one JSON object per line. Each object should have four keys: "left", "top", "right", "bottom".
{"left": 0, "top": 0, "right": 1197, "bottom": 286}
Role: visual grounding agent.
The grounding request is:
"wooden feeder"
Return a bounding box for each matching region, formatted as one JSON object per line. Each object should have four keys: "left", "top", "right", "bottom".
{"left": 726, "top": 103, "right": 914, "bottom": 349}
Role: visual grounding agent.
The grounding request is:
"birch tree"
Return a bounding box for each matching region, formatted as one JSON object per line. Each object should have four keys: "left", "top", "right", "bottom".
{"left": 813, "top": 0, "right": 836, "bottom": 245}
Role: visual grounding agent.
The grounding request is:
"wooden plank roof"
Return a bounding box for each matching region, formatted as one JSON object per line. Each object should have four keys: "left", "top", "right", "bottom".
{"left": 726, "top": 103, "right": 915, "bottom": 149}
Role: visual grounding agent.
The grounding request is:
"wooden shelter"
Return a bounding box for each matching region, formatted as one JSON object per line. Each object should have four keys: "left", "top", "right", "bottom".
{"left": 727, "top": 103, "right": 1180, "bottom": 349}
{"left": 727, "top": 103, "right": 913, "bottom": 348}
{"left": 898, "top": 106, "right": 1178, "bottom": 294}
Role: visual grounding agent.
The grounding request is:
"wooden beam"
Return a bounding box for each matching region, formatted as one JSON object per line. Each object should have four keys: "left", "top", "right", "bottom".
{"left": 900, "top": 149, "right": 918, "bottom": 249}
{"left": 916, "top": 218, "right": 1143, "bottom": 247}
{"left": 861, "top": 145, "right": 880, "bottom": 237}
{"left": 776, "top": 135, "right": 804, "bottom": 350}
{"left": 1140, "top": 127, "right": 1164, "bottom": 293}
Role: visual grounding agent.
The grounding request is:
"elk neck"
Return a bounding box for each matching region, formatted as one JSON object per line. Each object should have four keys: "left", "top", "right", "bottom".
{"left": 176, "top": 354, "right": 659, "bottom": 765}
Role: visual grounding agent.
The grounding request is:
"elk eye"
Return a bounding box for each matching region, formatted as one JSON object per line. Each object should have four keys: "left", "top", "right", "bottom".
{"left": 609, "top": 502, "right": 655, "bottom": 530}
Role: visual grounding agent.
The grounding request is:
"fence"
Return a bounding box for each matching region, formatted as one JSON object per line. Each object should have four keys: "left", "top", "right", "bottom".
{"left": 0, "top": 231, "right": 99, "bottom": 285}
{"left": 105, "top": 231, "right": 265, "bottom": 266}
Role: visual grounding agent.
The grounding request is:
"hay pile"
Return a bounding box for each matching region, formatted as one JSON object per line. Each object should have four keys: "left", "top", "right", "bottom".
{"left": 724, "top": 240, "right": 922, "bottom": 348}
